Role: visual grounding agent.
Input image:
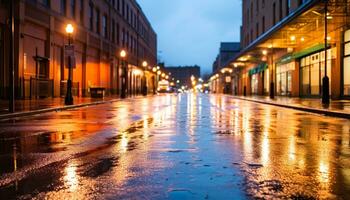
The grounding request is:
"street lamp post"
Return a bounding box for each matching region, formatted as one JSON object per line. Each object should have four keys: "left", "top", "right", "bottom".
{"left": 120, "top": 50, "right": 127, "bottom": 99}
{"left": 142, "top": 61, "right": 148, "bottom": 96}
{"left": 9, "top": 0, "right": 15, "bottom": 112}
{"left": 269, "top": 44, "right": 275, "bottom": 99}
{"left": 65, "top": 24, "right": 74, "bottom": 105}
{"left": 322, "top": 0, "right": 330, "bottom": 104}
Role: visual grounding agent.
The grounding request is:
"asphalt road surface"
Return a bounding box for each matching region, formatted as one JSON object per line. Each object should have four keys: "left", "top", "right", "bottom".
{"left": 0, "top": 94, "right": 349, "bottom": 199}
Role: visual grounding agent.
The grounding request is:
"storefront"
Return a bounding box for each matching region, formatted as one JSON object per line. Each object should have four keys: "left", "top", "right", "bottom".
{"left": 263, "top": 68, "right": 269, "bottom": 95}
{"left": 249, "top": 63, "right": 267, "bottom": 95}
{"left": 300, "top": 48, "right": 334, "bottom": 97}
{"left": 344, "top": 29, "right": 350, "bottom": 96}
{"left": 276, "top": 62, "right": 295, "bottom": 96}
{"left": 251, "top": 74, "right": 259, "bottom": 94}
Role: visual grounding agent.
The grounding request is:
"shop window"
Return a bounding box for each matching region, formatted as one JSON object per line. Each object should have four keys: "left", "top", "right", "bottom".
{"left": 276, "top": 62, "right": 294, "bottom": 96}
{"left": 344, "top": 30, "right": 350, "bottom": 96}
{"left": 301, "top": 50, "right": 333, "bottom": 97}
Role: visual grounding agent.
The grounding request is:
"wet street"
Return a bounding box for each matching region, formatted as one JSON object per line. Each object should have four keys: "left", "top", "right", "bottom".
{"left": 0, "top": 94, "right": 349, "bottom": 199}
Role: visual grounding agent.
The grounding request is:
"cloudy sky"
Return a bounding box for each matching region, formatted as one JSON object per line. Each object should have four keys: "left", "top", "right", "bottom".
{"left": 137, "top": 0, "right": 242, "bottom": 75}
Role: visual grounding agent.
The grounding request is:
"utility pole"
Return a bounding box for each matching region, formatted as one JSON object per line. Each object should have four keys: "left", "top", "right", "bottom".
{"left": 9, "top": 0, "right": 15, "bottom": 113}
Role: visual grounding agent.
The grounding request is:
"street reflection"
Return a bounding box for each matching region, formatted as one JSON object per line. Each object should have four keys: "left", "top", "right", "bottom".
{"left": 0, "top": 94, "right": 349, "bottom": 199}
{"left": 64, "top": 161, "right": 79, "bottom": 192}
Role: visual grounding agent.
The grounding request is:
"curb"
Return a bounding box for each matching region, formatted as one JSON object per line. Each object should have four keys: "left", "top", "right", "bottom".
{"left": 0, "top": 98, "right": 121, "bottom": 120}
{"left": 230, "top": 96, "right": 350, "bottom": 119}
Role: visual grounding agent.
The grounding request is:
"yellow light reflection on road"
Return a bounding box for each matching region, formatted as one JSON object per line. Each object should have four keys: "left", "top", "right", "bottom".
{"left": 64, "top": 161, "right": 78, "bottom": 192}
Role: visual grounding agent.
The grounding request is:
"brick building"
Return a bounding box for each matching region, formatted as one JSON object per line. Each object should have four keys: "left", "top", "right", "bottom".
{"left": 210, "top": 0, "right": 350, "bottom": 100}
{"left": 210, "top": 42, "right": 240, "bottom": 94}
{"left": 0, "top": 0, "right": 157, "bottom": 100}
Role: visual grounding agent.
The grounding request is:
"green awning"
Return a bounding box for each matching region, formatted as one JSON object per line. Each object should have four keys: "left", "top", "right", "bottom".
{"left": 276, "top": 53, "right": 294, "bottom": 65}
{"left": 292, "top": 43, "right": 329, "bottom": 59}
{"left": 249, "top": 63, "right": 268, "bottom": 76}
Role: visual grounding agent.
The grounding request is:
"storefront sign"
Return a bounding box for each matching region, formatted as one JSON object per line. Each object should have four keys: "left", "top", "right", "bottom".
{"left": 249, "top": 63, "right": 268, "bottom": 76}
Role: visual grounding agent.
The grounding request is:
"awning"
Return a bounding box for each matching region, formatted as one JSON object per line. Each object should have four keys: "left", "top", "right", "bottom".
{"left": 249, "top": 63, "right": 268, "bottom": 76}
{"left": 276, "top": 44, "right": 329, "bottom": 65}
{"left": 292, "top": 43, "right": 329, "bottom": 59}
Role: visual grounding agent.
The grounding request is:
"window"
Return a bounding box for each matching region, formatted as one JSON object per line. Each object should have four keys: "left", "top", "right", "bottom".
{"left": 42, "top": 0, "right": 50, "bottom": 7}
{"left": 279, "top": 0, "right": 282, "bottom": 21}
{"left": 344, "top": 30, "right": 350, "bottom": 95}
{"left": 112, "top": 20, "right": 115, "bottom": 42}
{"left": 102, "top": 15, "right": 108, "bottom": 38}
{"left": 70, "top": 0, "right": 75, "bottom": 18}
{"left": 287, "top": 0, "right": 291, "bottom": 15}
{"left": 89, "top": 2, "right": 94, "bottom": 31}
{"left": 116, "top": 23, "right": 120, "bottom": 45}
{"left": 122, "top": 0, "right": 125, "bottom": 17}
{"left": 273, "top": 2, "right": 276, "bottom": 25}
{"left": 95, "top": 9, "right": 100, "bottom": 34}
{"left": 262, "top": 16, "right": 265, "bottom": 33}
{"left": 61, "top": 0, "right": 66, "bottom": 15}
{"left": 80, "top": 0, "right": 84, "bottom": 23}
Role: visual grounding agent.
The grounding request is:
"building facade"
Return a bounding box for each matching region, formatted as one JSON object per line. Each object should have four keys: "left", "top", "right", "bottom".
{"left": 0, "top": 0, "right": 157, "bottom": 100}
{"left": 210, "top": 42, "right": 240, "bottom": 94}
{"left": 211, "top": 0, "right": 350, "bottom": 100}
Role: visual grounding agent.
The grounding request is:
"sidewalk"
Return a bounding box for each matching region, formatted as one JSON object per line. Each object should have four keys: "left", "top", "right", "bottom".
{"left": 0, "top": 96, "right": 121, "bottom": 120}
{"left": 231, "top": 95, "right": 350, "bottom": 119}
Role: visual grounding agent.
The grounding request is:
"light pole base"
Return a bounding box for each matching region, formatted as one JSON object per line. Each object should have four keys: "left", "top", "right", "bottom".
{"left": 322, "top": 76, "right": 330, "bottom": 105}
{"left": 270, "top": 82, "right": 275, "bottom": 99}
{"left": 65, "top": 80, "right": 73, "bottom": 105}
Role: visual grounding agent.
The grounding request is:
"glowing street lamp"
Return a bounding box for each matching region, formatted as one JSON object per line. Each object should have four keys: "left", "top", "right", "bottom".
{"left": 142, "top": 61, "right": 148, "bottom": 67}
{"left": 142, "top": 61, "right": 148, "bottom": 96}
{"left": 65, "top": 24, "right": 75, "bottom": 105}
{"left": 120, "top": 49, "right": 127, "bottom": 99}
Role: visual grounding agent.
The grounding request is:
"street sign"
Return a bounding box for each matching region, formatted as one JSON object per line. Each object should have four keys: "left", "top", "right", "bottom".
{"left": 65, "top": 45, "right": 75, "bottom": 57}
{"left": 65, "top": 56, "right": 76, "bottom": 69}
{"left": 64, "top": 45, "right": 76, "bottom": 69}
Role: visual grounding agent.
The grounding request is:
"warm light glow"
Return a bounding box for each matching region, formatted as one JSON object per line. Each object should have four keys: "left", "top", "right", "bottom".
{"left": 290, "top": 35, "right": 296, "bottom": 41}
{"left": 262, "top": 50, "right": 268, "bottom": 55}
{"left": 133, "top": 69, "right": 142, "bottom": 75}
{"left": 268, "top": 44, "right": 273, "bottom": 49}
{"left": 191, "top": 75, "right": 195, "bottom": 82}
{"left": 156, "top": 66, "right": 160, "bottom": 70}
{"left": 165, "top": 75, "right": 169, "bottom": 79}
{"left": 301, "top": 37, "right": 305, "bottom": 42}
{"left": 152, "top": 67, "right": 157, "bottom": 72}
{"left": 157, "top": 71, "right": 161, "bottom": 75}
{"left": 120, "top": 50, "right": 127, "bottom": 58}
{"left": 142, "top": 61, "right": 148, "bottom": 67}
{"left": 161, "top": 73, "right": 165, "bottom": 78}
{"left": 65, "top": 24, "right": 74, "bottom": 34}
{"left": 327, "top": 36, "right": 331, "bottom": 41}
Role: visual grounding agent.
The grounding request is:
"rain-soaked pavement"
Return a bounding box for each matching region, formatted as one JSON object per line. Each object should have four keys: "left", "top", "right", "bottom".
{"left": 0, "top": 94, "right": 349, "bottom": 200}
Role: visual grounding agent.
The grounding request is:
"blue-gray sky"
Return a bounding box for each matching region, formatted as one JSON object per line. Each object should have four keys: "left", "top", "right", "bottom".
{"left": 137, "top": 0, "right": 242, "bottom": 75}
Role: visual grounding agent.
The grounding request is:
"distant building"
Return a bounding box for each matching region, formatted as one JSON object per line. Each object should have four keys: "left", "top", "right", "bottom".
{"left": 165, "top": 66, "right": 200, "bottom": 88}
{"left": 210, "top": 42, "right": 240, "bottom": 94}
{"left": 212, "top": 42, "right": 241, "bottom": 72}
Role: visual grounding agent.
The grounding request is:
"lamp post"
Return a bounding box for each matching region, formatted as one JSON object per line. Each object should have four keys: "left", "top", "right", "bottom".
{"left": 65, "top": 24, "right": 74, "bottom": 105}
{"left": 120, "top": 50, "right": 127, "bottom": 99}
{"left": 269, "top": 44, "right": 275, "bottom": 99}
{"left": 322, "top": 0, "right": 330, "bottom": 104}
{"left": 142, "top": 61, "right": 148, "bottom": 96}
{"left": 9, "top": 0, "right": 15, "bottom": 112}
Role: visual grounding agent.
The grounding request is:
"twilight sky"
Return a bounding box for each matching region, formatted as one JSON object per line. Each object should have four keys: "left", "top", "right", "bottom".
{"left": 137, "top": 0, "right": 242, "bottom": 75}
